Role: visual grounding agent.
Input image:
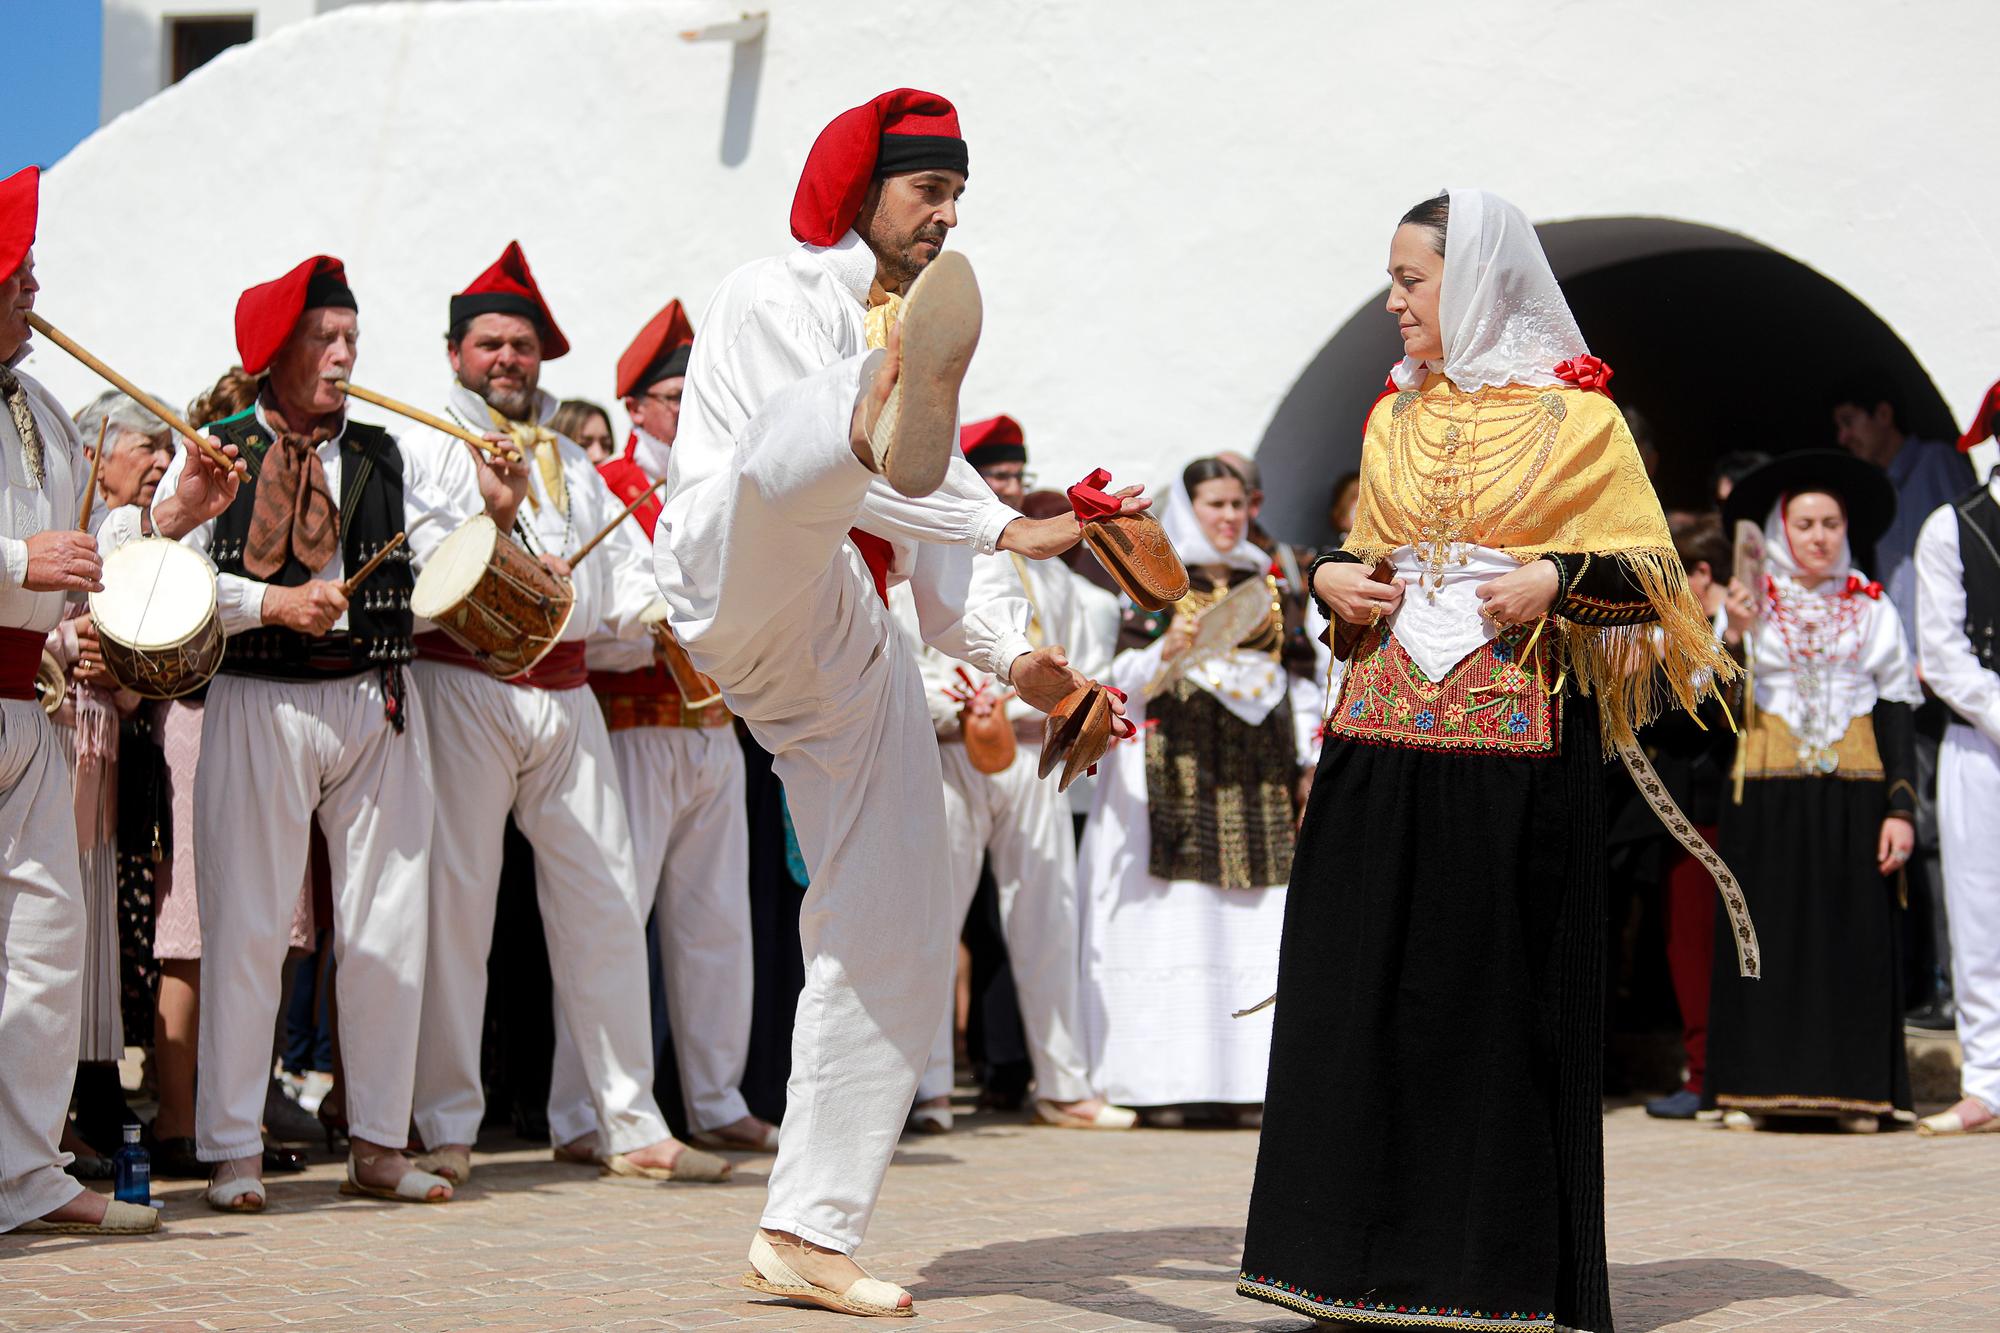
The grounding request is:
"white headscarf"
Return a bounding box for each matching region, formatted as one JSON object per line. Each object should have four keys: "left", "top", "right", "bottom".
{"left": 1162, "top": 464, "right": 1265, "bottom": 572}
{"left": 1761, "top": 494, "right": 1855, "bottom": 590}
{"left": 1390, "top": 188, "right": 1591, "bottom": 394}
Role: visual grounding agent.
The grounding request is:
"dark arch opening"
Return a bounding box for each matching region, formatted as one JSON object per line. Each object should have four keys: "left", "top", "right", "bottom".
{"left": 1252, "top": 218, "right": 1953, "bottom": 544}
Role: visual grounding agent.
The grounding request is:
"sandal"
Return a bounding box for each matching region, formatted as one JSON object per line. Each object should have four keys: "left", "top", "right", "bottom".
{"left": 1917, "top": 1103, "right": 2000, "bottom": 1137}
{"left": 14, "top": 1199, "right": 160, "bottom": 1236}
{"left": 205, "top": 1174, "right": 267, "bottom": 1213}
{"left": 906, "top": 1103, "right": 953, "bottom": 1135}
{"left": 1033, "top": 1098, "right": 1138, "bottom": 1131}
{"left": 412, "top": 1144, "right": 472, "bottom": 1185}
{"left": 339, "top": 1156, "right": 453, "bottom": 1204}
{"left": 866, "top": 251, "right": 981, "bottom": 497}
{"left": 600, "top": 1144, "right": 731, "bottom": 1183}
{"left": 691, "top": 1120, "right": 781, "bottom": 1154}
{"left": 742, "top": 1232, "right": 914, "bottom": 1318}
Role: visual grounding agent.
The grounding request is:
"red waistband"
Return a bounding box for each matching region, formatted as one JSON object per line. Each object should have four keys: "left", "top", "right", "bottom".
{"left": 415, "top": 631, "right": 589, "bottom": 692}
{"left": 588, "top": 660, "right": 682, "bottom": 698}
{"left": 852, "top": 529, "right": 891, "bottom": 606}
{"left": 0, "top": 625, "right": 46, "bottom": 702}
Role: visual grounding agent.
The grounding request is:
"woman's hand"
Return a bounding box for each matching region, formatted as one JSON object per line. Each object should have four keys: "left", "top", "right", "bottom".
{"left": 1476, "top": 559, "right": 1560, "bottom": 628}
{"left": 1722, "top": 577, "right": 1757, "bottom": 647}
{"left": 1160, "top": 618, "right": 1196, "bottom": 664}
{"left": 1312, "top": 560, "right": 1403, "bottom": 626}
{"left": 1878, "top": 815, "right": 1915, "bottom": 877}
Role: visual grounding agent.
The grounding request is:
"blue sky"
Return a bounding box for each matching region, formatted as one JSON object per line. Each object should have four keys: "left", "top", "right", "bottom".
{"left": 6, "top": 4, "right": 103, "bottom": 173}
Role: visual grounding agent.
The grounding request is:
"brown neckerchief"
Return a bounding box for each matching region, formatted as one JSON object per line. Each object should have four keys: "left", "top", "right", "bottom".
{"left": 244, "top": 396, "right": 340, "bottom": 579}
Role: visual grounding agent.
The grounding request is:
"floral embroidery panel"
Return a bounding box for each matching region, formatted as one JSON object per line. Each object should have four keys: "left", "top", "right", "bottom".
{"left": 1327, "top": 623, "right": 1559, "bottom": 756}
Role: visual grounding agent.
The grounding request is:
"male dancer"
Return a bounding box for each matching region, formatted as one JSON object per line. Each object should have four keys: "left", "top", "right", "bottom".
{"left": 585, "top": 300, "right": 777, "bottom": 1152}
{"left": 1915, "top": 390, "right": 2000, "bottom": 1136}
{"left": 406, "top": 244, "right": 725, "bottom": 1186}
{"left": 907, "top": 415, "right": 1135, "bottom": 1134}
{"left": 654, "top": 89, "right": 1145, "bottom": 1315}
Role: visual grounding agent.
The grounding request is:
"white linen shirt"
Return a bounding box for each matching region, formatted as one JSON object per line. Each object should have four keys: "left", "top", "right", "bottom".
{"left": 1740, "top": 574, "right": 1923, "bottom": 753}
{"left": 905, "top": 546, "right": 1103, "bottom": 730}
{"left": 1916, "top": 475, "right": 2000, "bottom": 746}
{"left": 664, "top": 229, "right": 1030, "bottom": 679}
{"left": 152, "top": 401, "right": 459, "bottom": 636}
{"left": 0, "top": 360, "right": 84, "bottom": 632}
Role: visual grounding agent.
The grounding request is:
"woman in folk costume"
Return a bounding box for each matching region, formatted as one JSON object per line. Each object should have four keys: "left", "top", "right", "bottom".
{"left": 1239, "top": 191, "right": 1737, "bottom": 1333}
{"left": 1077, "top": 458, "right": 1320, "bottom": 1117}
{"left": 1704, "top": 451, "right": 1919, "bottom": 1131}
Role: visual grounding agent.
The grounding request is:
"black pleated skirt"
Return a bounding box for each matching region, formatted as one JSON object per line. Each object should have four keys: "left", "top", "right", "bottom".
{"left": 1239, "top": 698, "right": 1612, "bottom": 1333}
{"left": 1703, "top": 775, "right": 1909, "bottom": 1119}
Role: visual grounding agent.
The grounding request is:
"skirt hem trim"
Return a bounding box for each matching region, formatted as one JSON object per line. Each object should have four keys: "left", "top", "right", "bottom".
{"left": 1236, "top": 1275, "right": 1558, "bottom": 1330}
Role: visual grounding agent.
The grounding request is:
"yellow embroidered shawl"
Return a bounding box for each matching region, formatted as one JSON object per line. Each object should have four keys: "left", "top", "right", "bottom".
{"left": 1343, "top": 374, "right": 1735, "bottom": 751}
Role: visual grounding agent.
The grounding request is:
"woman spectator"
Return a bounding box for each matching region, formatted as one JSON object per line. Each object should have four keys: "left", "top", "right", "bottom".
{"left": 552, "top": 398, "right": 617, "bottom": 464}
{"left": 1077, "top": 457, "right": 1319, "bottom": 1124}
{"left": 1705, "top": 451, "right": 1920, "bottom": 1132}
{"left": 47, "top": 391, "right": 176, "bottom": 1171}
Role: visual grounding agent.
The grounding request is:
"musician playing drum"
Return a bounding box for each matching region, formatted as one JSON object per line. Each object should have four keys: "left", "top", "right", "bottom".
{"left": 401, "top": 243, "right": 728, "bottom": 1188}
{"left": 151, "top": 255, "right": 475, "bottom": 1212}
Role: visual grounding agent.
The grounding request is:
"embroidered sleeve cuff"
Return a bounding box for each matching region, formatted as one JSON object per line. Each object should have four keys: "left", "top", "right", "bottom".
{"left": 0, "top": 536, "right": 25, "bottom": 589}
{"left": 1541, "top": 552, "right": 1657, "bottom": 627}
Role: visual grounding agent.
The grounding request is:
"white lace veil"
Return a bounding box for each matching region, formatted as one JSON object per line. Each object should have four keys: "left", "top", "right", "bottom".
{"left": 1391, "top": 188, "right": 1590, "bottom": 393}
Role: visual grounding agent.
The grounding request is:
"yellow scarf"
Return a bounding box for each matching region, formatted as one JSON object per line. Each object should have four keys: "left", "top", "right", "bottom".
{"left": 1344, "top": 374, "right": 1735, "bottom": 751}
{"left": 864, "top": 282, "right": 904, "bottom": 353}
{"left": 486, "top": 403, "right": 566, "bottom": 516}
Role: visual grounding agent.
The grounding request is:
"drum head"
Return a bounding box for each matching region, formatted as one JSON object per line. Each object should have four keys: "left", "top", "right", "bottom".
{"left": 412, "top": 514, "right": 499, "bottom": 619}
{"left": 90, "top": 538, "right": 217, "bottom": 648}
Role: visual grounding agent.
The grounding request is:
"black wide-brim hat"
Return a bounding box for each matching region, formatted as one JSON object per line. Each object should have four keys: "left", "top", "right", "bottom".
{"left": 1721, "top": 449, "right": 1897, "bottom": 552}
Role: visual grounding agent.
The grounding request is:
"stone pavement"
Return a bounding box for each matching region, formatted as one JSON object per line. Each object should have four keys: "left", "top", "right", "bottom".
{"left": 4, "top": 1103, "right": 1998, "bottom": 1332}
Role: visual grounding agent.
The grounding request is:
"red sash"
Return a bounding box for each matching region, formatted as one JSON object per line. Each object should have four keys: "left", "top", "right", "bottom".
{"left": 0, "top": 626, "right": 44, "bottom": 702}
{"left": 851, "top": 529, "right": 891, "bottom": 605}
{"left": 588, "top": 659, "right": 678, "bottom": 698}
{"left": 415, "top": 632, "right": 589, "bottom": 692}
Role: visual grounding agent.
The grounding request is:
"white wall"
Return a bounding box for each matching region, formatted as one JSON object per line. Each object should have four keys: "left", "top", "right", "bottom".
{"left": 38, "top": 0, "right": 2000, "bottom": 502}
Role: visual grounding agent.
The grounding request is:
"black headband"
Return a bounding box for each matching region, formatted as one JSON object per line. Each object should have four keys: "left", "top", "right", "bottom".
{"left": 449, "top": 291, "right": 545, "bottom": 332}
{"left": 874, "top": 134, "right": 969, "bottom": 180}
{"left": 632, "top": 342, "right": 692, "bottom": 395}
{"left": 304, "top": 270, "right": 357, "bottom": 312}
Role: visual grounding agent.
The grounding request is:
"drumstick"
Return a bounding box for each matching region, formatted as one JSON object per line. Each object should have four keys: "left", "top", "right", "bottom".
{"left": 334, "top": 381, "right": 522, "bottom": 463}
{"left": 26, "top": 313, "right": 247, "bottom": 480}
{"left": 77, "top": 416, "right": 107, "bottom": 532}
{"left": 565, "top": 477, "right": 667, "bottom": 567}
{"left": 338, "top": 531, "right": 406, "bottom": 597}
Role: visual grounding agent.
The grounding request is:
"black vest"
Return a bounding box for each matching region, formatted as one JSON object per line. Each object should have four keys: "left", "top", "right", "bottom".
{"left": 207, "top": 408, "right": 415, "bottom": 680}
{"left": 1953, "top": 484, "right": 2000, "bottom": 678}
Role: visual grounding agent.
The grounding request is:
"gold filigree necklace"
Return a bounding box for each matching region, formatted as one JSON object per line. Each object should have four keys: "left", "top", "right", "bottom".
{"left": 1381, "top": 387, "right": 1566, "bottom": 600}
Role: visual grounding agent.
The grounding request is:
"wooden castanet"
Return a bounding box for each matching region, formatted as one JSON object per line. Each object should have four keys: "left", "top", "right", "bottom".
{"left": 334, "top": 380, "right": 522, "bottom": 463}
{"left": 26, "top": 313, "right": 247, "bottom": 479}
{"left": 567, "top": 477, "right": 667, "bottom": 567}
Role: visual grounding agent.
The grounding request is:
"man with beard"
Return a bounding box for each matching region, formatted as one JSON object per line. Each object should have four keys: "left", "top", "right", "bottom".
{"left": 653, "top": 89, "right": 1146, "bottom": 1315}
{"left": 903, "top": 415, "right": 1135, "bottom": 1136}
{"left": 584, "top": 300, "right": 777, "bottom": 1153}
{"left": 405, "top": 244, "right": 728, "bottom": 1188}
{"left": 154, "top": 254, "right": 454, "bottom": 1211}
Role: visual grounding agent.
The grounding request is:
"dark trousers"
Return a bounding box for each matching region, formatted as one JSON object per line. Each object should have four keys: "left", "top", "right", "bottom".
{"left": 1662, "top": 827, "right": 1720, "bottom": 1094}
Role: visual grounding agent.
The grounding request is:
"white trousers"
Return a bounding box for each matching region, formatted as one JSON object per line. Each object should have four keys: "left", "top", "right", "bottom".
{"left": 1941, "top": 722, "right": 2000, "bottom": 1112}
{"left": 918, "top": 742, "right": 1093, "bottom": 1103}
{"left": 548, "top": 724, "right": 752, "bottom": 1140}
{"left": 194, "top": 672, "right": 433, "bottom": 1161}
{"left": 409, "top": 662, "right": 668, "bottom": 1155}
{"left": 0, "top": 701, "right": 86, "bottom": 1229}
{"left": 657, "top": 354, "right": 953, "bottom": 1253}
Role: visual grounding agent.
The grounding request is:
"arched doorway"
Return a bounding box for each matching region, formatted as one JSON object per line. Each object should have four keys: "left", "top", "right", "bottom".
{"left": 1253, "top": 218, "right": 1954, "bottom": 543}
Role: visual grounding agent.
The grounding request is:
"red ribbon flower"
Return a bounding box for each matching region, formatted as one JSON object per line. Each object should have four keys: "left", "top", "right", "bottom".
{"left": 1844, "top": 574, "right": 1883, "bottom": 600}
{"left": 1553, "top": 355, "right": 1615, "bottom": 394}
{"left": 1067, "top": 468, "right": 1124, "bottom": 522}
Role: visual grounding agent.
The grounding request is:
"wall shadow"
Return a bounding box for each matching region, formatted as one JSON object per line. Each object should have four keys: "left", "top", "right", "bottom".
{"left": 719, "top": 31, "right": 764, "bottom": 166}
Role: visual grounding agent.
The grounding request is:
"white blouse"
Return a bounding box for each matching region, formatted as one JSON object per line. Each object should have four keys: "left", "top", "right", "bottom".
{"left": 1743, "top": 574, "right": 1922, "bottom": 753}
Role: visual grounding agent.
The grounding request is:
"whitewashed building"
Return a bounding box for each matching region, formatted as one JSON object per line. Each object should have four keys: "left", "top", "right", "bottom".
{"left": 30, "top": 0, "right": 2000, "bottom": 543}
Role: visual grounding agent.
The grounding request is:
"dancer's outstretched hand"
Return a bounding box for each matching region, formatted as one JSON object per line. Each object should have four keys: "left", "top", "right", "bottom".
{"left": 1008, "top": 645, "right": 1088, "bottom": 714}
{"left": 997, "top": 485, "right": 1150, "bottom": 561}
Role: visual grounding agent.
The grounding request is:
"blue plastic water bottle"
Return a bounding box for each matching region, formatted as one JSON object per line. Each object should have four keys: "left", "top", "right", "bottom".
{"left": 112, "top": 1125, "right": 150, "bottom": 1205}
